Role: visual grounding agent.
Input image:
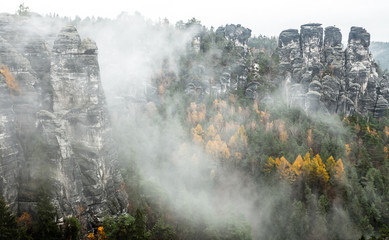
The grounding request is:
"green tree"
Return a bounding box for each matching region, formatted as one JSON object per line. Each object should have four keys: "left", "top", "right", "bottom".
{"left": 64, "top": 217, "right": 81, "bottom": 240}
{"left": 150, "top": 218, "right": 177, "bottom": 240}
{"left": 103, "top": 214, "right": 136, "bottom": 240}
{"left": 134, "top": 209, "right": 150, "bottom": 240}
{"left": 16, "top": 3, "right": 30, "bottom": 16}
{"left": 0, "top": 197, "right": 18, "bottom": 239}
{"left": 33, "top": 187, "right": 61, "bottom": 240}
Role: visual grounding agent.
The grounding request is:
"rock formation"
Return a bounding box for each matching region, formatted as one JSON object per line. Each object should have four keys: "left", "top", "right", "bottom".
{"left": 0, "top": 14, "right": 127, "bottom": 226}
{"left": 216, "top": 24, "right": 252, "bottom": 47}
{"left": 183, "top": 24, "right": 252, "bottom": 96}
{"left": 278, "top": 23, "right": 388, "bottom": 116}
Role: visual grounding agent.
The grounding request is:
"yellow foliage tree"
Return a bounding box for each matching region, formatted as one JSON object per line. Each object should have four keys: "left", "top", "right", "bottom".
{"left": 265, "top": 121, "right": 273, "bottom": 132}
{"left": 278, "top": 156, "right": 293, "bottom": 182}
{"left": 228, "top": 125, "right": 248, "bottom": 148}
{"left": 264, "top": 157, "right": 280, "bottom": 174}
{"left": 205, "top": 134, "right": 230, "bottom": 160}
{"left": 266, "top": 152, "right": 334, "bottom": 187}
{"left": 306, "top": 154, "right": 329, "bottom": 186}
{"left": 384, "top": 126, "right": 389, "bottom": 137}
{"left": 325, "top": 156, "right": 336, "bottom": 176}
{"left": 186, "top": 102, "right": 206, "bottom": 124}
{"left": 213, "top": 112, "right": 224, "bottom": 130}
{"left": 192, "top": 124, "right": 205, "bottom": 145}
{"left": 213, "top": 99, "right": 227, "bottom": 111}
{"left": 260, "top": 111, "right": 270, "bottom": 124}
{"left": 193, "top": 134, "right": 204, "bottom": 145}
{"left": 345, "top": 143, "right": 351, "bottom": 159}
{"left": 275, "top": 120, "right": 288, "bottom": 142}
{"left": 192, "top": 124, "right": 204, "bottom": 136}
{"left": 253, "top": 101, "right": 260, "bottom": 114}
{"left": 0, "top": 65, "right": 20, "bottom": 95}
{"left": 307, "top": 129, "right": 313, "bottom": 147}
{"left": 228, "top": 125, "right": 248, "bottom": 162}
{"left": 334, "top": 158, "right": 344, "bottom": 181}
{"left": 292, "top": 154, "right": 304, "bottom": 177}
{"left": 206, "top": 124, "right": 217, "bottom": 140}
{"left": 303, "top": 152, "right": 311, "bottom": 167}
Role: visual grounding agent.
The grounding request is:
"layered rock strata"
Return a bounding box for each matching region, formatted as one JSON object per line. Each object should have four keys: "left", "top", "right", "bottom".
{"left": 278, "top": 23, "right": 388, "bottom": 116}
{"left": 0, "top": 14, "right": 127, "bottom": 224}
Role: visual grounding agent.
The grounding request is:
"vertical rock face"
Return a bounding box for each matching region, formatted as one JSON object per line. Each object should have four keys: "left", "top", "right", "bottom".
{"left": 216, "top": 24, "right": 252, "bottom": 46}
{"left": 0, "top": 72, "right": 24, "bottom": 210}
{"left": 48, "top": 26, "right": 128, "bottom": 220}
{"left": 345, "top": 27, "right": 379, "bottom": 115}
{"left": 278, "top": 23, "right": 388, "bottom": 116}
{"left": 323, "top": 26, "right": 344, "bottom": 75}
{"left": 300, "top": 24, "right": 323, "bottom": 71}
{"left": 0, "top": 14, "right": 127, "bottom": 225}
{"left": 279, "top": 29, "right": 302, "bottom": 75}
{"left": 185, "top": 24, "right": 252, "bottom": 96}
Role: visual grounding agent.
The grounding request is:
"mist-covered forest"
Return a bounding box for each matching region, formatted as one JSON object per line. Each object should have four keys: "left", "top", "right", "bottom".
{"left": 1, "top": 7, "right": 389, "bottom": 240}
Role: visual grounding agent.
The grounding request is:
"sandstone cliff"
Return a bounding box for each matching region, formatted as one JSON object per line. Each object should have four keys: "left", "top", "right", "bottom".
{"left": 0, "top": 14, "right": 127, "bottom": 225}
{"left": 278, "top": 23, "right": 388, "bottom": 116}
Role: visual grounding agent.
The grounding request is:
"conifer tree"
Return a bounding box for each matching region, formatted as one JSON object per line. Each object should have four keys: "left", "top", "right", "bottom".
{"left": 134, "top": 209, "right": 149, "bottom": 240}
{"left": 0, "top": 197, "right": 18, "bottom": 239}
{"left": 33, "top": 187, "right": 61, "bottom": 240}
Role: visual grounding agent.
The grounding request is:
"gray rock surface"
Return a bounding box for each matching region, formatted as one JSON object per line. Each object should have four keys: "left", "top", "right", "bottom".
{"left": 216, "top": 24, "right": 252, "bottom": 46}
{"left": 0, "top": 14, "right": 127, "bottom": 226}
{"left": 278, "top": 23, "right": 388, "bottom": 116}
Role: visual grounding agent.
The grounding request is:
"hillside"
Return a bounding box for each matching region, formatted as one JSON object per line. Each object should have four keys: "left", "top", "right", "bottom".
{"left": 0, "top": 12, "right": 389, "bottom": 240}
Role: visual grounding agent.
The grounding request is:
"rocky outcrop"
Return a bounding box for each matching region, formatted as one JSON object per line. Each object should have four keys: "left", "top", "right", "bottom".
{"left": 278, "top": 23, "right": 388, "bottom": 116}
{"left": 184, "top": 24, "right": 252, "bottom": 96}
{"left": 216, "top": 24, "right": 252, "bottom": 46}
{"left": 0, "top": 14, "right": 127, "bottom": 226}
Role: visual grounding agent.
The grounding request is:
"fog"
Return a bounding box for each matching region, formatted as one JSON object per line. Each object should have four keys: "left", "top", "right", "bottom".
{"left": 0, "top": 9, "right": 374, "bottom": 238}
{"left": 72, "top": 13, "right": 359, "bottom": 239}
{"left": 3, "top": 0, "right": 389, "bottom": 41}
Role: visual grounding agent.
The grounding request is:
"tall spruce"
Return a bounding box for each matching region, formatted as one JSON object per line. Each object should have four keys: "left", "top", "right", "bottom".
{"left": 33, "top": 187, "right": 61, "bottom": 240}
{"left": 0, "top": 197, "right": 18, "bottom": 239}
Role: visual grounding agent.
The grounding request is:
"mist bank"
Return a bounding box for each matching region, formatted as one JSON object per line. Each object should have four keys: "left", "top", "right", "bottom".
{"left": 0, "top": 11, "right": 389, "bottom": 240}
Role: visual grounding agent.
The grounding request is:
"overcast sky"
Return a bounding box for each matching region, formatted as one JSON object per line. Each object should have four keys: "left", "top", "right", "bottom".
{"left": 2, "top": 0, "right": 389, "bottom": 41}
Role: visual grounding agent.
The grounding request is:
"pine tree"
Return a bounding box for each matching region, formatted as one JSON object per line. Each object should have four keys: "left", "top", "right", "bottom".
{"left": 134, "top": 209, "right": 149, "bottom": 240}
{"left": 0, "top": 197, "right": 19, "bottom": 240}
{"left": 64, "top": 217, "right": 81, "bottom": 240}
{"left": 33, "top": 187, "right": 61, "bottom": 240}
{"left": 150, "top": 218, "right": 177, "bottom": 240}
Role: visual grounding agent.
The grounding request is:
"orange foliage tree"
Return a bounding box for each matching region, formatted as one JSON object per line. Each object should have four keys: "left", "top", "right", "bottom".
{"left": 17, "top": 212, "right": 32, "bottom": 231}
{"left": 96, "top": 226, "right": 107, "bottom": 240}
{"left": 0, "top": 65, "right": 20, "bottom": 95}
{"left": 191, "top": 124, "right": 205, "bottom": 145}
{"left": 229, "top": 125, "right": 248, "bottom": 162}
{"left": 87, "top": 233, "right": 95, "bottom": 240}
{"left": 186, "top": 102, "right": 206, "bottom": 125}
{"left": 334, "top": 158, "right": 344, "bottom": 181}
{"left": 275, "top": 120, "right": 288, "bottom": 142}
{"left": 206, "top": 134, "right": 230, "bottom": 161}
{"left": 206, "top": 124, "right": 217, "bottom": 141}
{"left": 212, "top": 112, "right": 224, "bottom": 130}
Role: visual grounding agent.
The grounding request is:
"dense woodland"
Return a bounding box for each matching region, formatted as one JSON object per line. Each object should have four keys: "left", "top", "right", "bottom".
{"left": 1, "top": 11, "right": 389, "bottom": 240}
